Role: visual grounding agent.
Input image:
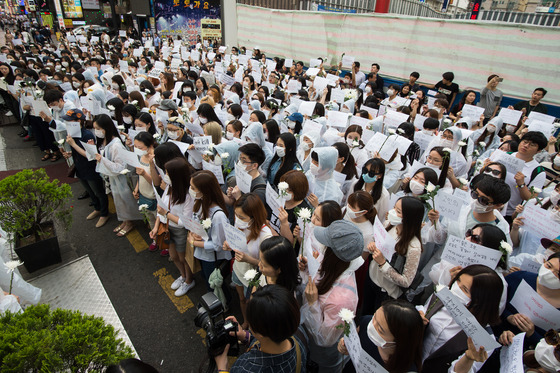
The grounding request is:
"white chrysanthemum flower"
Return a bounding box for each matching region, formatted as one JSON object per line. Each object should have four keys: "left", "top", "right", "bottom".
{"left": 57, "top": 139, "right": 65, "bottom": 145}
{"left": 458, "top": 178, "right": 468, "bottom": 185}
{"left": 5, "top": 260, "right": 23, "bottom": 273}
{"left": 443, "top": 147, "right": 453, "bottom": 153}
{"left": 278, "top": 181, "right": 289, "bottom": 192}
{"left": 338, "top": 308, "right": 355, "bottom": 323}
{"left": 435, "top": 284, "right": 445, "bottom": 292}
{"left": 202, "top": 218, "right": 212, "bottom": 230}
{"left": 120, "top": 169, "right": 130, "bottom": 175}
{"left": 244, "top": 269, "right": 258, "bottom": 281}
{"left": 298, "top": 207, "right": 312, "bottom": 220}
{"left": 387, "top": 128, "right": 396, "bottom": 135}
{"left": 531, "top": 187, "right": 542, "bottom": 194}
{"left": 117, "top": 125, "right": 125, "bottom": 131}
{"left": 426, "top": 182, "right": 436, "bottom": 193}
{"left": 107, "top": 105, "right": 115, "bottom": 111}
{"left": 500, "top": 241, "right": 513, "bottom": 255}
{"left": 138, "top": 204, "right": 149, "bottom": 211}
{"left": 479, "top": 142, "right": 486, "bottom": 147}
{"left": 457, "top": 141, "right": 467, "bottom": 147}
{"left": 397, "top": 128, "right": 405, "bottom": 134}
{"left": 130, "top": 100, "right": 138, "bottom": 105}
{"left": 221, "top": 152, "right": 229, "bottom": 158}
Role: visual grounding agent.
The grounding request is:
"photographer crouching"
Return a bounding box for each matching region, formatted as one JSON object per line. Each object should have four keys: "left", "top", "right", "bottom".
{"left": 211, "top": 285, "right": 307, "bottom": 372}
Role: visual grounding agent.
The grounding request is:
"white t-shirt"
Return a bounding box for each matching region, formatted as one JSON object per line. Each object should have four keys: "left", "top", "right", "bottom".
{"left": 505, "top": 153, "right": 546, "bottom": 215}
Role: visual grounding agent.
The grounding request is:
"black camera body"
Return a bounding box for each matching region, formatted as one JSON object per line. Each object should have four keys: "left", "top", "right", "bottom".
{"left": 194, "top": 292, "right": 239, "bottom": 357}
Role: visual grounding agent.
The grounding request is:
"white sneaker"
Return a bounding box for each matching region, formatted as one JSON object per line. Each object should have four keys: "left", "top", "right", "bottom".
{"left": 5, "top": 111, "right": 13, "bottom": 116}
{"left": 170, "top": 276, "right": 184, "bottom": 290}
{"left": 175, "top": 280, "right": 195, "bottom": 296}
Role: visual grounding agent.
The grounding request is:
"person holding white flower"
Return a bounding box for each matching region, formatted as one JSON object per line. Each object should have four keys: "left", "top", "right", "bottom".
{"left": 423, "top": 127, "right": 469, "bottom": 182}
{"left": 276, "top": 170, "right": 311, "bottom": 250}
{"left": 301, "top": 220, "right": 364, "bottom": 372}
{"left": 132, "top": 132, "right": 157, "bottom": 240}
{"left": 150, "top": 158, "right": 195, "bottom": 297}
{"left": 189, "top": 170, "right": 232, "bottom": 298}
{"left": 363, "top": 197, "right": 424, "bottom": 315}
{"left": 223, "top": 193, "right": 272, "bottom": 328}
{"left": 466, "top": 117, "right": 504, "bottom": 163}
{"left": 267, "top": 132, "right": 302, "bottom": 185}
{"left": 337, "top": 299, "right": 425, "bottom": 373}
{"left": 93, "top": 114, "right": 142, "bottom": 236}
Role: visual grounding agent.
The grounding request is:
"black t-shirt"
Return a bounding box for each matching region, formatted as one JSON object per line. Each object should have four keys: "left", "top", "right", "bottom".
{"left": 435, "top": 80, "right": 459, "bottom": 104}
{"left": 72, "top": 128, "right": 99, "bottom": 180}
{"left": 513, "top": 100, "right": 548, "bottom": 116}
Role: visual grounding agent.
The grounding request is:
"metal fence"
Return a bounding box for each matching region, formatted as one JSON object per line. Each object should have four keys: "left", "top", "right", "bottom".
{"left": 454, "top": 9, "right": 560, "bottom": 26}
{"left": 236, "top": 0, "right": 560, "bottom": 26}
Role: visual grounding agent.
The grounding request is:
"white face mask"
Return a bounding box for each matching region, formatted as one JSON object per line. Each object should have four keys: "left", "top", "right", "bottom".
{"left": 167, "top": 130, "right": 179, "bottom": 140}
{"left": 162, "top": 174, "right": 172, "bottom": 186}
{"left": 136, "top": 127, "right": 147, "bottom": 133}
{"left": 309, "top": 163, "right": 320, "bottom": 176}
{"left": 199, "top": 117, "right": 208, "bottom": 124}
{"left": 94, "top": 129, "right": 105, "bottom": 138}
{"left": 387, "top": 209, "right": 402, "bottom": 226}
{"left": 236, "top": 160, "right": 251, "bottom": 174}
{"left": 554, "top": 157, "right": 560, "bottom": 167}
{"left": 538, "top": 264, "right": 560, "bottom": 289}
{"left": 123, "top": 116, "right": 133, "bottom": 124}
{"left": 472, "top": 199, "right": 493, "bottom": 214}
{"left": 301, "top": 142, "right": 311, "bottom": 152}
{"left": 486, "top": 125, "right": 496, "bottom": 133}
{"left": 409, "top": 180, "right": 425, "bottom": 195}
{"left": 425, "top": 162, "right": 440, "bottom": 170}
{"left": 112, "top": 83, "right": 119, "bottom": 90}
{"left": 285, "top": 192, "right": 293, "bottom": 201}
{"left": 235, "top": 218, "right": 250, "bottom": 230}
{"left": 62, "top": 61, "right": 69, "bottom": 67}
{"left": 346, "top": 138, "right": 359, "bottom": 148}
{"left": 346, "top": 206, "right": 366, "bottom": 220}
{"left": 422, "top": 129, "right": 435, "bottom": 136}
{"left": 134, "top": 147, "right": 147, "bottom": 157}
{"left": 341, "top": 107, "right": 350, "bottom": 113}
{"left": 386, "top": 89, "right": 395, "bottom": 97}
{"left": 225, "top": 131, "right": 234, "bottom": 140}
{"left": 367, "top": 318, "right": 395, "bottom": 349}
{"left": 365, "top": 86, "right": 372, "bottom": 94}
{"left": 440, "top": 139, "right": 454, "bottom": 148}
{"left": 550, "top": 209, "right": 560, "bottom": 223}
{"left": 534, "top": 339, "right": 560, "bottom": 372}
{"left": 287, "top": 120, "right": 296, "bottom": 129}
{"left": 505, "top": 124, "right": 516, "bottom": 133}
{"left": 275, "top": 146, "right": 286, "bottom": 158}
{"left": 72, "top": 81, "right": 81, "bottom": 89}
{"left": 189, "top": 187, "right": 200, "bottom": 199}
{"left": 450, "top": 282, "right": 471, "bottom": 305}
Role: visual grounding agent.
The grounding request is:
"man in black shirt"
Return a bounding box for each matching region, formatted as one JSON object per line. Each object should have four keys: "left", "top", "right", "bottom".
{"left": 511, "top": 87, "right": 548, "bottom": 116}
{"left": 422, "top": 71, "right": 459, "bottom": 111}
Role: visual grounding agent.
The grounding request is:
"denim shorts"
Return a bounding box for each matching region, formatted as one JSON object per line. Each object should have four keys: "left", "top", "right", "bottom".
{"left": 168, "top": 225, "right": 188, "bottom": 252}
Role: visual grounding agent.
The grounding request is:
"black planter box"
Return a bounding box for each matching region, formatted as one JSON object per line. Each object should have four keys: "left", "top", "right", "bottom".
{"left": 15, "top": 234, "right": 62, "bottom": 273}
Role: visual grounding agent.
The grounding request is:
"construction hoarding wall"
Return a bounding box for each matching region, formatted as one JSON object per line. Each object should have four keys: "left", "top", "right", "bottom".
{"left": 237, "top": 4, "right": 560, "bottom": 105}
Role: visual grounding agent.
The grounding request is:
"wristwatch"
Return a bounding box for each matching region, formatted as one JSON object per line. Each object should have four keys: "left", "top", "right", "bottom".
{"left": 517, "top": 183, "right": 526, "bottom": 188}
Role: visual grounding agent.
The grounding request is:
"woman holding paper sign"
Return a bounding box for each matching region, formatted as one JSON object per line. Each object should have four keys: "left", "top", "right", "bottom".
{"left": 422, "top": 265, "right": 503, "bottom": 372}
{"left": 363, "top": 196, "right": 424, "bottom": 315}
{"left": 223, "top": 193, "right": 272, "bottom": 328}
{"left": 337, "top": 299, "right": 424, "bottom": 373}
{"left": 150, "top": 158, "right": 195, "bottom": 297}
{"left": 500, "top": 252, "right": 560, "bottom": 348}
{"left": 93, "top": 114, "right": 142, "bottom": 236}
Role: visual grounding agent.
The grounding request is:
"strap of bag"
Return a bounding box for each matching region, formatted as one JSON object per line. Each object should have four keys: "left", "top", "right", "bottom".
{"left": 292, "top": 336, "right": 302, "bottom": 373}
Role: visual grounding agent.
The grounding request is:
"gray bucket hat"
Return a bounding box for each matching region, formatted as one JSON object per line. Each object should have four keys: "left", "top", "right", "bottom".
{"left": 313, "top": 220, "right": 364, "bottom": 262}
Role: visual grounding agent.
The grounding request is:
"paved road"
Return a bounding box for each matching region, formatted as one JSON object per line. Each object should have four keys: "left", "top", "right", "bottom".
{"left": 0, "top": 122, "right": 242, "bottom": 371}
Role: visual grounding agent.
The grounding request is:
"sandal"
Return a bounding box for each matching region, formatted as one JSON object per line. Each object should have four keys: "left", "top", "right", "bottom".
{"left": 113, "top": 224, "right": 124, "bottom": 233}
{"left": 50, "top": 152, "right": 62, "bottom": 162}
{"left": 116, "top": 226, "right": 133, "bottom": 237}
{"left": 41, "top": 153, "right": 52, "bottom": 161}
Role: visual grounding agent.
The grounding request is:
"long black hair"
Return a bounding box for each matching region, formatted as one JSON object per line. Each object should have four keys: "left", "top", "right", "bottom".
{"left": 332, "top": 142, "right": 357, "bottom": 181}
{"left": 354, "top": 158, "right": 385, "bottom": 204}
{"left": 259, "top": 236, "right": 301, "bottom": 293}
{"left": 268, "top": 132, "right": 301, "bottom": 185}
{"left": 387, "top": 197, "right": 424, "bottom": 256}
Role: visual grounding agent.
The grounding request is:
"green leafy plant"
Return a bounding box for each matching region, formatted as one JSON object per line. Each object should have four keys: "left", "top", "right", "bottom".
{"left": 0, "top": 304, "right": 134, "bottom": 372}
{"left": 0, "top": 168, "right": 73, "bottom": 243}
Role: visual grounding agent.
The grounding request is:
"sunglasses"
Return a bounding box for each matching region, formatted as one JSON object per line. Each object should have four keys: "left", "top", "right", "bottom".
{"left": 470, "top": 190, "right": 493, "bottom": 206}
{"left": 544, "top": 329, "right": 560, "bottom": 361}
{"left": 362, "top": 167, "right": 383, "bottom": 178}
{"left": 484, "top": 169, "right": 501, "bottom": 176}
{"left": 465, "top": 229, "right": 481, "bottom": 244}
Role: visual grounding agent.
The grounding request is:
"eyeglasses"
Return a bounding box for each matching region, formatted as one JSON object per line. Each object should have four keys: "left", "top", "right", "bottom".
{"left": 544, "top": 329, "right": 560, "bottom": 361}
{"left": 470, "top": 190, "right": 493, "bottom": 206}
{"left": 484, "top": 168, "right": 501, "bottom": 176}
{"left": 465, "top": 229, "right": 481, "bottom": 244}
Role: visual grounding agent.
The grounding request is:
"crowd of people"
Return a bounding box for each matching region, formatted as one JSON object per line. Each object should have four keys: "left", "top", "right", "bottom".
{"left": 0, "top": 19, "right": 559, "bottom": 373}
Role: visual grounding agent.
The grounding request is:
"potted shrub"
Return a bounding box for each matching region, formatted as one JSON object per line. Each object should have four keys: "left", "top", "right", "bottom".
{"left": 0, "top": 168, "right": 73, "bottom": 272}
{"left": 0, "top": 304, "right": 135, "bottom": 371}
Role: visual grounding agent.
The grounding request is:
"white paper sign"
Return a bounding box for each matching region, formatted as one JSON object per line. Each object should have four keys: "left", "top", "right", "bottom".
{"left": 441, "top": 235, "right": 502, "bottom": 269}
{"left": 119, "top": 30, "right": 127, "bottom": 37}
{"left": 520, "top": 202, "right": 560, "bottom": 239}
{"left": 394, "top": 135, "right": 413, "bottom": 156}
{"left": 383, "top": 110, "right": 410, "bottom": 130}
{"left": 266, "top": 183, "right": 285, "bottom": 221}
{"left": 436, "top": 287, "right": 501, "bottom": 350}
{"left": 235, "top": 167, "right": 252, "bottom": 194}
{"left": 413, "top": 131, "right": 434, "bottom": 152}
{"left": 312, "top": 76, "right": 329, "bottom": 93}
{"left": 341, "top": 55, "right": 355, "bottom": 67}
{"left": 223, "top": 223, "right": 248, "bottom": 253}
{"left": 510, "top": 279, "right": 560, "bottom": 331}
{"left": 184, "top": 217, "right": 208, "bottom": 240}
{"left": 327, "top": 110, "right": 350, "bottom": 129}
{"left": 413, "top": 114, "right": 428, "bottom": 130}
{"left": 80, "top": 141, "right": 98, "bottom": 161}
{"left": 202, "top": 160, "right": 225, "bottom": 184}
{"left": 192, "top": 136, "right": 212, "bottom": 153}
{"left": 344, "top": 321, "right": 389, "bottom": 373}
{"left": 490, "top": 150, "right": 525, "bottom": 175}
{"left": 299, "top": 101, "right": 316, "bottom": 117}
{"left": 520, "top": 257, "right": 541, "bottom": 274}
{"left": 372, "top": 216, "right": 396, "bottom": 260}
{"left": 526, "top": 111, "right": 555, "bottom": 127}
{"left": 462, "top": 104, "right": 485, "bottom": 120}
{"left": 434, "top": 192, "right": 465, "bottom": 221}
{"left": 330, "top": 88, "right": 345, "bottom": 103}
{"left": 528, "top": 120, "right": 555, "bottom": 137}
{"left": 119, "top": 149, "right": 142, "bottom": 168}
{"left": 499, "top": 332, "right": 525, "bottom": 373}
{"left": 498, "top": 108, "right": 523, "bottom": 125}
{"left": 359, "top": 105, "right": 378, "bottom": 118}
{"left": 305, "top": 68, "right": 320, "bottom": 77}
{"left": 32, "top": 100, "right": 51, "bottom": 117}
{"left": 65, "top": 122, "right": 82, "bottom": 138}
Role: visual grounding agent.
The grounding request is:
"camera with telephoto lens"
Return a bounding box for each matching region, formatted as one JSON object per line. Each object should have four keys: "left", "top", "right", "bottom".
{"left": 194, "top": 292, "right": 239, "bottom": 357}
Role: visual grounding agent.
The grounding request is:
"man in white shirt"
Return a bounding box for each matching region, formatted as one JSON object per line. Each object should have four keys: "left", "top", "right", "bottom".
{"left": 504, "top": 131, "right": 548, "bottom": 220}
{"left": 351, "top": 61, "right": 366, "bottom": 89}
